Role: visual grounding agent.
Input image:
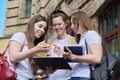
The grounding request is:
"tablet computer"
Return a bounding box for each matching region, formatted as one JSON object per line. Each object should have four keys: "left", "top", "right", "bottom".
{"left": 33, "top": 57, "right": 72, "bottom": 70}
{"left": 64, "top": 45, "right": 83, "bottom": 55}
{"left": 64, "top": 45, "right": 83, "bottom": 62}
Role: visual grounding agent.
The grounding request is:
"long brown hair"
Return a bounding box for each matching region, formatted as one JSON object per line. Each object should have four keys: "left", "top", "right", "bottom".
{"left": 25, "top": 15, "right": 48, "bottom": 73}
{"left": 70, "top": 11, "right": 97, "bottom": 43}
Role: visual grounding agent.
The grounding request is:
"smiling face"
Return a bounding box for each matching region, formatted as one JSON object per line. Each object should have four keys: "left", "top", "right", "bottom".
{"left": 70, "top": 17, "right": 84, "bottom": 35}
{"left": 52, "top": 16, "right": 67, "bottom": 37}
{"left": 70, "top": 17, "right": 79, "bottom": 34}
{"left": 34, "top": 21, "right": 47, "bottom": 38}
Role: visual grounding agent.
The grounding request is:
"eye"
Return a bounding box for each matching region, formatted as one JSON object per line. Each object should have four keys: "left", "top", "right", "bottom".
{"left": 58, "top": 23, "right": 62, "bottom": 26}
{"left": 52, "top": 24, "right": 56, "bottom": 27}
{"left": 38, "top": 24, "right": 43, "bottom": 28}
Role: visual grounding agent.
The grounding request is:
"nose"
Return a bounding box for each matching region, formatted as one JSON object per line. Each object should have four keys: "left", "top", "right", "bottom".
{"left": 40, "top": 27, "right": 45, "bottom": 33}
{"left": 71, "top": 24, "right": 74, "bottom": 29}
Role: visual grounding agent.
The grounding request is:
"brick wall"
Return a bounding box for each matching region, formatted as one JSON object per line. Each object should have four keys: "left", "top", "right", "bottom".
{"left": 4, "top": 0, "right": 105, "bottom": 37}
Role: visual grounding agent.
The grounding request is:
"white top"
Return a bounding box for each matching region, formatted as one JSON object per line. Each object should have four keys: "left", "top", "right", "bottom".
{"left": 7, "top": 32, "right": 34, "bottom": 80}
{"left": 48, "top": 35, "right": 77, "bottom": 80}
{"left": 70, "top": 30, "right": 102, "bottom": 78}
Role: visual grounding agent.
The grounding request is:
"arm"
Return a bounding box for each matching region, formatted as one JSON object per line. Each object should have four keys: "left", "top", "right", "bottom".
{"left": 9, "top": 40, "right": 51, "bottom": 63}
{"left": 70, "top": 44, "right": 102, "bottom": 65}
{"left": 63, "top": 44, "right": 102, "bottom": 64}
{"left": 70, "top": 31, "right": 102, "bottom": 65}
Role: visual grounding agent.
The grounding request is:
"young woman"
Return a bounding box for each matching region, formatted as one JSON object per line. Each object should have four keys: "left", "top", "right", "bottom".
{"left": 7, "top": 15, "right": 51, "bottom": 80}
{"left": 46, "top": 9, "right": 76, "bottom": 80}
{"left": 62, "top": 11, "right": 102, "bottom": 80}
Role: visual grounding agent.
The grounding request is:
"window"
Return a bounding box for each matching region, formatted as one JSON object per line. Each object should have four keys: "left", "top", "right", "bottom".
{"left": 102, "top": 4, "right": 118, "bottom": 34}
{"left": 107, "top": 36, "right": 118, "bottom": 57}
{"left": 99, "top": 0, "right": 120, "bottom": 58}
{"left": 19, "top": 0, "right": 32, "bottom": 18}
{"left": 25, "top": 0, "right": 32, "bottom": 17}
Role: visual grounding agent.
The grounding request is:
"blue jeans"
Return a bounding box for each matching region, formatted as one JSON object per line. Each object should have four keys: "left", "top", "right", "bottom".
{"left": 71, "top": 77, "right": 90, "bottom": 80}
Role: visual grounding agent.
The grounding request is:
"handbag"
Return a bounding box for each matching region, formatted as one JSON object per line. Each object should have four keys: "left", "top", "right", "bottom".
{"left": 0, "top": 42, "right": 17, "bottom": 80}
{"left": 85, "top": 40, "right": 118, "bottom": 80}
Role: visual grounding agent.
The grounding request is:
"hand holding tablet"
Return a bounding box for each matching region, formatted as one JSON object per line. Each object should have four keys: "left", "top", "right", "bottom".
{"left": 63, "top": 45, "right": 83, "bottom": 62}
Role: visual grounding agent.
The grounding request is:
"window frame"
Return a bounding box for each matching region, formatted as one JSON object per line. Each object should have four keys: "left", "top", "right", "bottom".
{"left": 99, "top": 0, "right": 120, "bottom": 59}
{"left": 19, "top": 0, "right": 32, "bottom": 19}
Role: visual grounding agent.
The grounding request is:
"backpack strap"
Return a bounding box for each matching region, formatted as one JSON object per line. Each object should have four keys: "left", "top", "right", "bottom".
{"left": 2, "top": 40, "right": 25, "bottom": 70}
{"left": 2, "top": 43, "right": 9, "bottom": 57}
{"left": 49, "top": 38, "right": 55, "bottom": 45}
{"left": 85, "top": 39, "right": 94, "bottom": 78}
{"left": 70, "top": 36, "right": 74, "bottom": 44}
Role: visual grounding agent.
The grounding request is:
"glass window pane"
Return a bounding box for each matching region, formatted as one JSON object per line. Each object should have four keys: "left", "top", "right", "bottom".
{"left": 110, "top": 39, "right": 115, "bottom": 55}
{"left": 108, "top": 10, "right": 114, "bottom": 32}
{"left": 108, "top": 37, "right": 118, "bottom": 58}
{"left": 103, "top": 17, "right": 109, "bottom": 34}
{"left": 25, "top": 0, "right": 32, "bottom": 17}
{"left": 115, "top": 37, "right": 118, "bottom": 58}
{"left": 103, "top": 4, "right": 118, "bottom": 33}
{"left": 114, "top": 5, "right": 118, "bottom": 28}
{"left": 108, "top": 40, "right": 111, "bottom": 53}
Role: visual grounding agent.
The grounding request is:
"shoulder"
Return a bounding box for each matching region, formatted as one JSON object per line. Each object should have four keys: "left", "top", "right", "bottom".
{"left": 13, "top": 32, "right": 25, "bottom": 37}
{"left": 85, "top": 30, "right": 101, "bottom": 44}
{"left": 85, "top": 30, "right": 100, "bottom": 38}
{"left": 86, "top": 30, "right": 98, "bottom": 36}
{"left": 10, "top": 32, "right": 26, "bottom": 44}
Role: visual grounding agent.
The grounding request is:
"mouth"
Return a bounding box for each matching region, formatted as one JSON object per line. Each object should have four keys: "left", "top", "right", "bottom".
{"left": 72, "top": 28, "right": 76, "bottom": 32}
{"left": 55, "top": 29, "right": 61, "bottom": 32}
{"left": 36, "top": 32, "right": 43, "bottom": 38}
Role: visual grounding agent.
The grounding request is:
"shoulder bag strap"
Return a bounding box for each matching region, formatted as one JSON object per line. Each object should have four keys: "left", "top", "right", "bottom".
{"left": 85, "top": 39, "right": 93, "bottom": 76}
{"left": 2, "top": 40, "right": 25, "bottom": 70}
{"left": 2, "top": 43, "right": 9, "bottom": 57}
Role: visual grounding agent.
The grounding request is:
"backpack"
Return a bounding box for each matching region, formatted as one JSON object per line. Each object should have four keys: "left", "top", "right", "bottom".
{"left": 85, "top": 40, "right": 118, "bottom": 80}
{"left": 90, "top": 53, "right": 118, "bottom": 80}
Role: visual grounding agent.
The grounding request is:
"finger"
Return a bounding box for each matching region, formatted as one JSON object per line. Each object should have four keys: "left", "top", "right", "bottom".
{"left": 45, "top": 67, "right": 50, "bottom": 74}
{"left": 45, "top": 67, "right": 53, "bottom": 74}
{"left": 49, "top": 67, "right": 56, "bottom": 73}
{"left": 66, "top": 47, "right": 72, "bottom": 53}
{"left": 53, "top": 44, "right": 60, "bottom": 49}
{"left": 36, "top": 69, "right": 45, "bottom": 75}
{"left": 41, "top": 46, "right": 51, "bottom": 48}
{"left": 41, "top": 47, "right": 51, "bottom": 51}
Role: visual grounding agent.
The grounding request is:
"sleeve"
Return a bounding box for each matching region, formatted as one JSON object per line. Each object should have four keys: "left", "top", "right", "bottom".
{"left": 85, "top": 31, "right": 101, "bottom": 44}
{"left": 10, "top": 32, "right": 26, "bottom": 44}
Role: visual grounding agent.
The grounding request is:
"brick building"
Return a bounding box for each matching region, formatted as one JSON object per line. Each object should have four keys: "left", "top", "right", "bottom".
{"left": 1, "top": 0, "right": 120, "bottom": 58}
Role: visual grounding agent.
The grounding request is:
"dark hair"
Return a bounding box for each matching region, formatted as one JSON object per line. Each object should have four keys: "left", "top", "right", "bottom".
{"left": 50, "top": 9, "right": 69, "bottom": 26}
{"left": 48, "top": 9, "right": 73, "bottom": 35}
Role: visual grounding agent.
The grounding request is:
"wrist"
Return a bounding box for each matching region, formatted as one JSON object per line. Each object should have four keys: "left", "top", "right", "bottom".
{"left": 71, "top": 54, "right": 76, "bottom": 60}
